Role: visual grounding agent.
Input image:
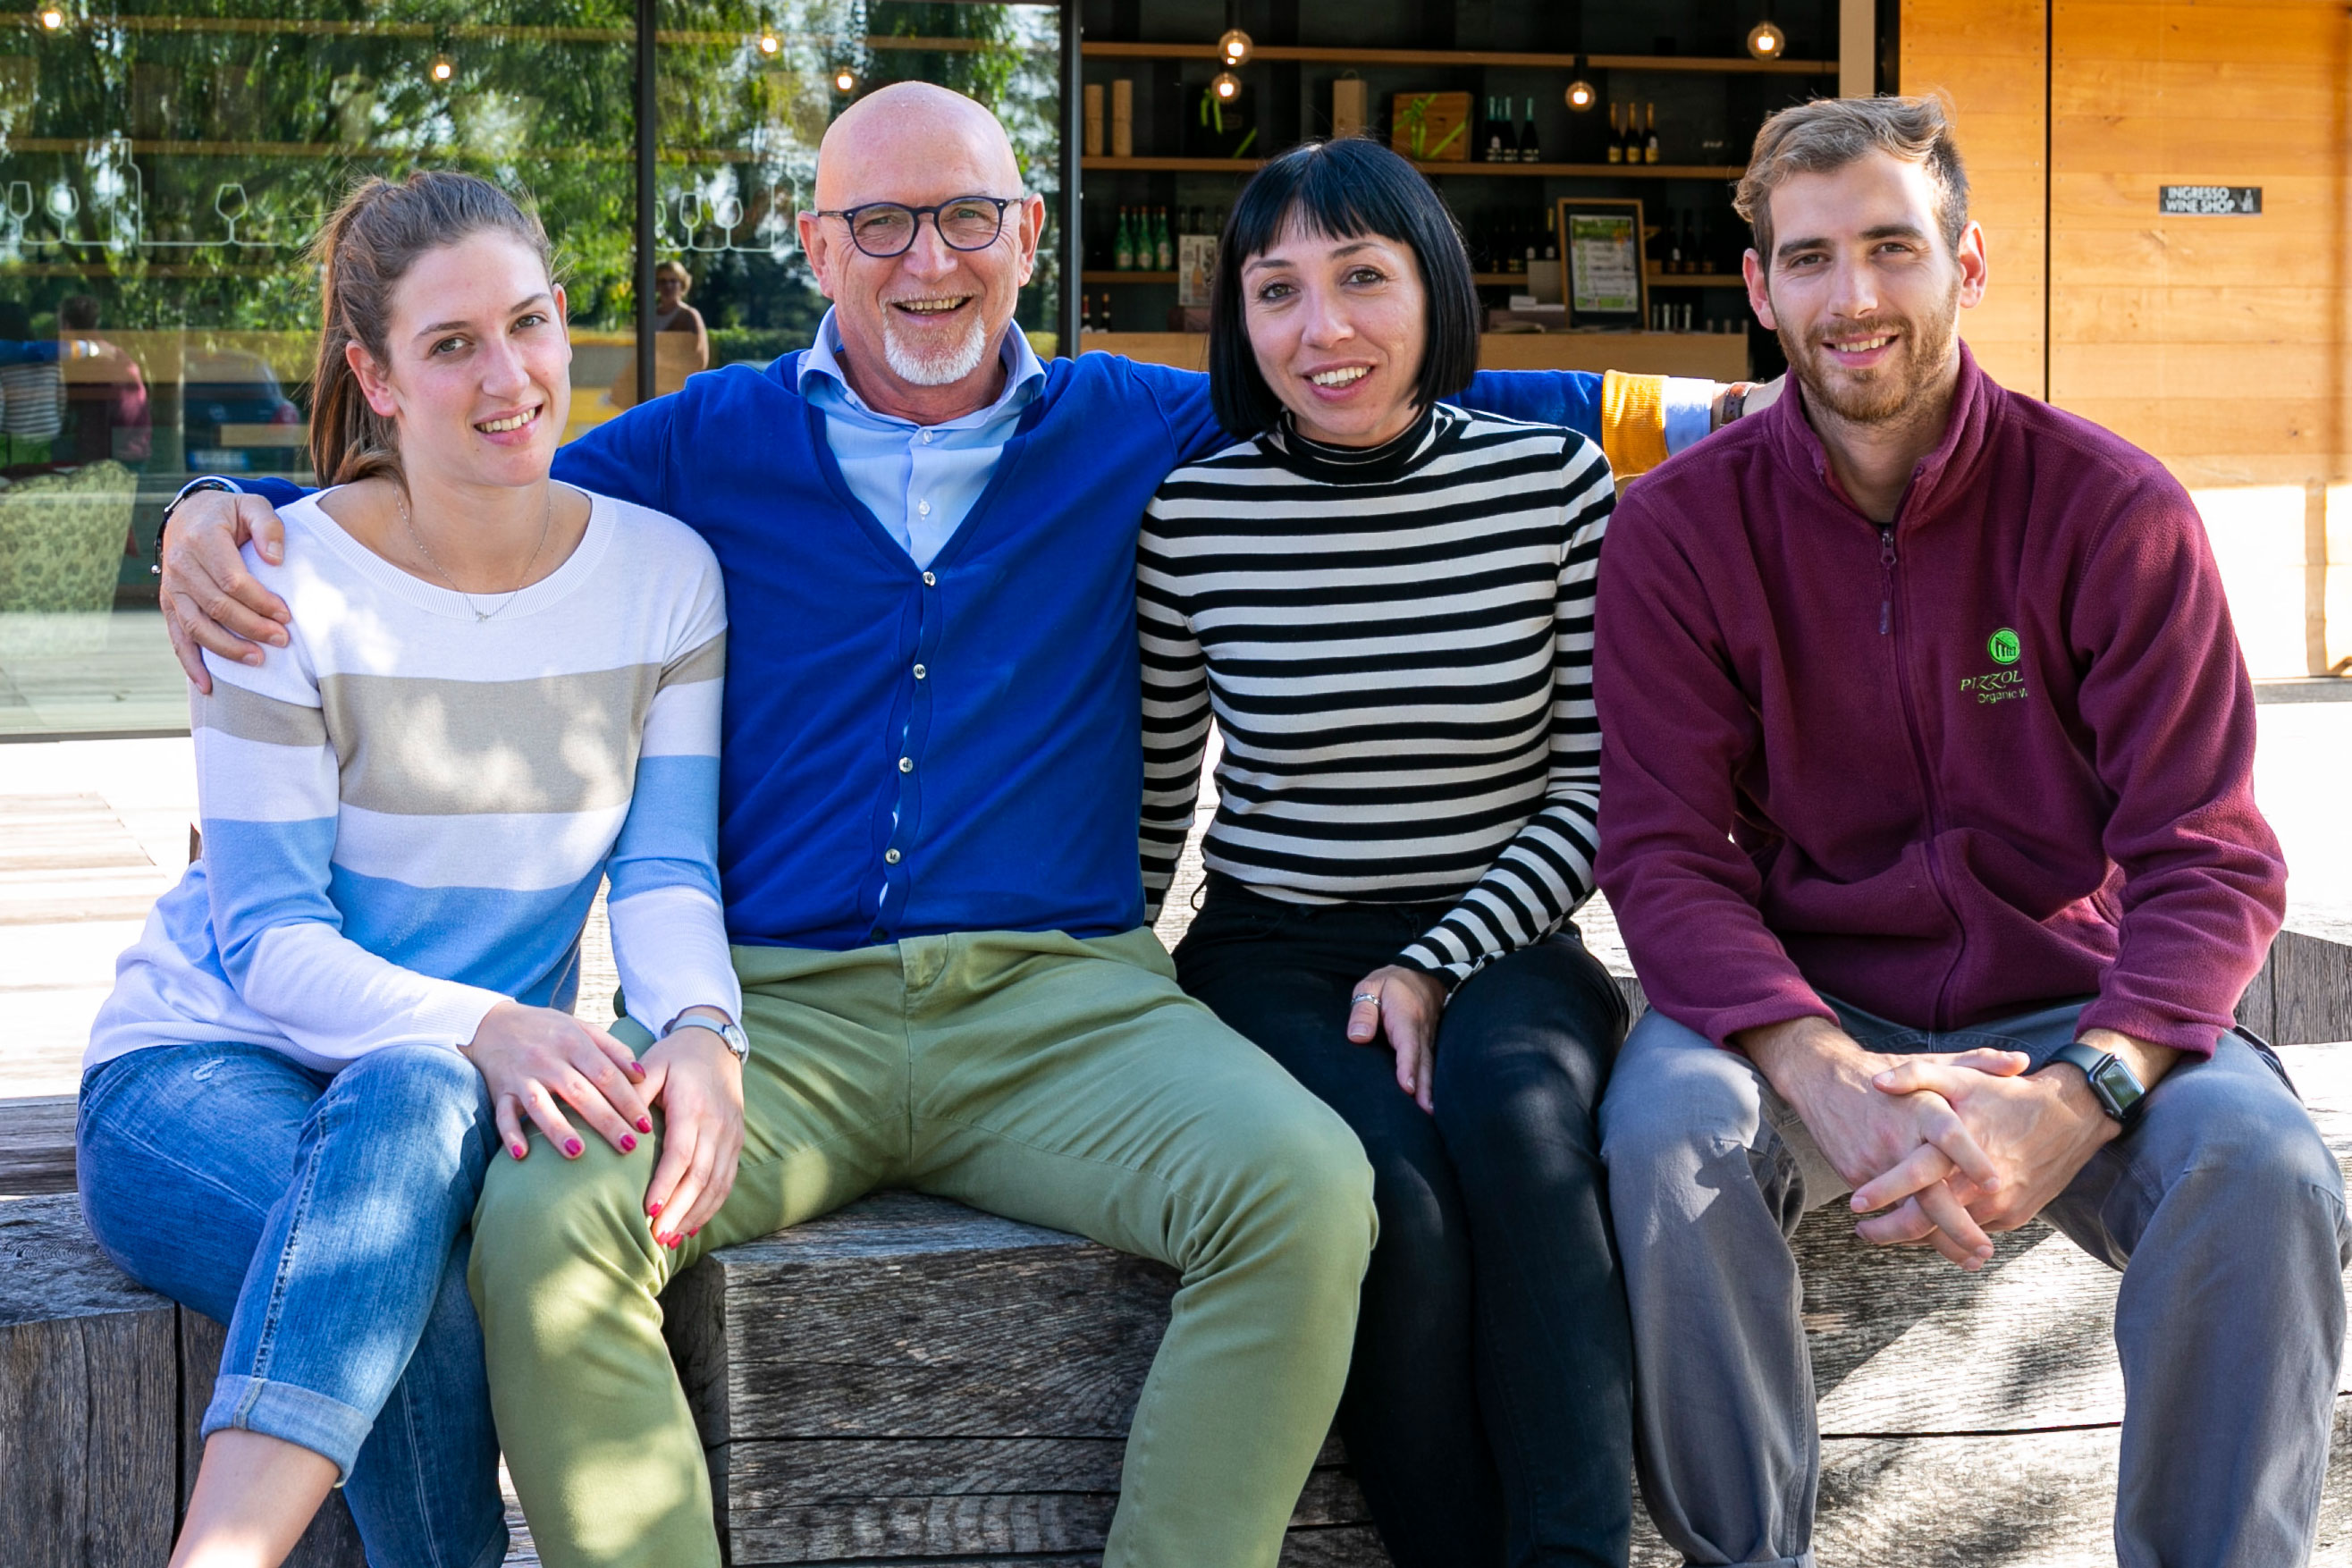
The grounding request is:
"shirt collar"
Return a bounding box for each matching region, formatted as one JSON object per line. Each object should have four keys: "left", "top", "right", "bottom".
{"left": 797, "top": 306, "right": 1044, "bottom": 429}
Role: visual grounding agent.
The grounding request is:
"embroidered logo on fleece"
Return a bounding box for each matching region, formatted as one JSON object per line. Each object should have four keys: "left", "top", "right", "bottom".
{"left": 1960, "top": 627, "right": 2027, "bottom": 705}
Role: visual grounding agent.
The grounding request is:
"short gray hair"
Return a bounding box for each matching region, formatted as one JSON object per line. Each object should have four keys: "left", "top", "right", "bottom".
{"left": 1733, "top": 95, "right": 1970, "bottom": 272}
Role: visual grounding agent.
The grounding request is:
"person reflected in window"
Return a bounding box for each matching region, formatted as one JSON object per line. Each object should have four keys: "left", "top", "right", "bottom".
{"left": 58, "top": 293, "right": 151, "bottom": 468}
{"left": 1142, "top": 137, "right": 1632, "bottom": 1568}
{"left": 0, "top": 299, "right": 64, "bottom": 470}
{"left": 653, "top": 258, "right": 711, "bottom": 371}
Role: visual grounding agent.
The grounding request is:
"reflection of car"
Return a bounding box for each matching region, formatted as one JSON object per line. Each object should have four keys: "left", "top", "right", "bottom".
{"left": 182, "top": 350, "right": 304, "bottom": 473}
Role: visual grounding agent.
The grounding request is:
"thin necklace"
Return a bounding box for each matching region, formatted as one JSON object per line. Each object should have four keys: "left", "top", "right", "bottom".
{"left": 395, "top": 483, "right": 554, "bottom": 623}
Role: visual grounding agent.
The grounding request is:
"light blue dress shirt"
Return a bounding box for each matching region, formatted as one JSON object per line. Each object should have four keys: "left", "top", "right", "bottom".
{"left": 797, "top": 307, "right": 1047, "bottom": 569}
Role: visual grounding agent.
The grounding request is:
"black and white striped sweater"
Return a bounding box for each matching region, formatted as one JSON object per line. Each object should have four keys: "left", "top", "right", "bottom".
{"left": 1138, "top": 401, "right": 1616, "bottom": 984}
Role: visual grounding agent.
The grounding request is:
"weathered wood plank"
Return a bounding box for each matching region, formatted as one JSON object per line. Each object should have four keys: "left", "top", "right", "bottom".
{"left": 181, "top": 1311, "right": 368, "bottom": 1568}
{"left": 2277, "top": 932, "right": 2352, "bottom": 1051}
{"left": 0, "top": 1095, "right": 77, "bottom": 1195}
{"left": 721, "top": 1437, "right": 1369, "bottom": 1564}
{"left": 0, "top": 1194, "right": 179, "bottom": 1567}
{"left": 670, "top": 1193, "right": 1179, "bottom": 1444}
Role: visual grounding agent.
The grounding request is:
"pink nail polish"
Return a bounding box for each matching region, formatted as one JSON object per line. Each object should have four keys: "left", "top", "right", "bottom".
{"left": 636, "top": 1117, "right": 653, "bottom": 1134}
{"left": 687, "top": 1227, "right": 700, "bottom": 1238}
{"left": 563, "top": 1137, "right": 583, "bottom": 1158}
{"left": 620, "top": 1134, "right": 637, "bottom": 1153}
{"left": 648, "top": 1200, "right": 663, "bottom": 1218}
{"left": 510, "top": 1142, "right": 527, "bottom": 1160}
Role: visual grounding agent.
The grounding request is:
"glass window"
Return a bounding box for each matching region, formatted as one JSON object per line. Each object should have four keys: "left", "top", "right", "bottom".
{"left": 650, "top": 0, "right": 1063, "bottom": 387}
{"left": 0, "top": 0, "right": 1060, "bottom": 739}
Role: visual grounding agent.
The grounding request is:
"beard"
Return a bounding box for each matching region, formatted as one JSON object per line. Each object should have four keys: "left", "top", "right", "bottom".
{"left": 881, "top": 305, "right": 991, "bottom": 387}
{"left": 1777, "top": 281, "right": 1960, "bottom": 427}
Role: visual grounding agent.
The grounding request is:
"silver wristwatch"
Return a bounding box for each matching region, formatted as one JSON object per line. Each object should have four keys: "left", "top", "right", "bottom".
{"left": 667, "top": 1013, "right": 750, "bottom": 1065}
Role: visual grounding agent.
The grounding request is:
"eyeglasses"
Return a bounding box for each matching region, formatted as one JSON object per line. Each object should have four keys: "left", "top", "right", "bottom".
{"left": 814, "top": 196, "right": 1021, "bottom": 258}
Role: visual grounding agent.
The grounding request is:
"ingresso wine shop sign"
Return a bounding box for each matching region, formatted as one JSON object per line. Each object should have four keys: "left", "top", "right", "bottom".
{"left": 2159, "top": 185, "right": 2262, "bottom": 215}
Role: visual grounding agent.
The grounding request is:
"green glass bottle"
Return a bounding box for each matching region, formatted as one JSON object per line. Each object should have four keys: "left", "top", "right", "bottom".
{"left": 1155, "top": 207, "right": 1173, "bottom": 271}
{"left": 1115, "top": 206, "right": 1134, "bottom": 271}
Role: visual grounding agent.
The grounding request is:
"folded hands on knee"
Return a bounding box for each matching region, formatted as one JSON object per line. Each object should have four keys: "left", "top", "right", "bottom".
{"left": 1742, "top": 1016, "right": 2179, "bottom": 1269}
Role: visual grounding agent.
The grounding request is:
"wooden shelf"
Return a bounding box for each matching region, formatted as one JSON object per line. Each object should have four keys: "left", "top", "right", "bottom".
{"left": 1085, "top": 268, "right": 1749, "bottom": 290}
{"left": 1080, "top": 41, "right": 1834, "bottom": 76}
{"left": 1083, "top": 156, "right": 1742, "bottom": 180}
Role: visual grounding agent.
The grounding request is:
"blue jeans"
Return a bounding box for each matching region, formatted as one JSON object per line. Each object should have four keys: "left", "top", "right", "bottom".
{"left": 78, "top": 1041, "right": 510, "bottom": 1568}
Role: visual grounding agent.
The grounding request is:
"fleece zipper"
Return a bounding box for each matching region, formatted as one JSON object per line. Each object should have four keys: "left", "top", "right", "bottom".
{"left": 1877, "top": 518, "right": 1967, "bottom": 1028}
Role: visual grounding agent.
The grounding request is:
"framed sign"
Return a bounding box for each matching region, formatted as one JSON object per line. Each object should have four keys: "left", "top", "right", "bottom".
{"left": 1556, "top": 198, "right": 1648, "bottom": 327}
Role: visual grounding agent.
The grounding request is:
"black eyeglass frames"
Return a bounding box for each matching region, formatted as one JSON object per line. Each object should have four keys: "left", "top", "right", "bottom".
{"left": 814, "top": 196, "right": 1024, "bottom": 258}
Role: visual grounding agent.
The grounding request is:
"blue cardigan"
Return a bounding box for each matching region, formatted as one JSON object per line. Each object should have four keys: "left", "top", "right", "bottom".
{"left": 249, "top": 353, "right": 1605, "bottom": 949}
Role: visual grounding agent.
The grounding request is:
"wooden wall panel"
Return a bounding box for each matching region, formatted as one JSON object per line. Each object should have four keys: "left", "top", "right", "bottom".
{"left": 2049, "top": 0, "right": 2351, "bottom": 467}
{"left": 2050, "top": 1, "right": 2350, "bottom": 672}
{"left": 1908, "top": 0, "right": 2352, "bottom": 675}
{"left": 1900, "top": 0, "right": 2048, "bottom": 397}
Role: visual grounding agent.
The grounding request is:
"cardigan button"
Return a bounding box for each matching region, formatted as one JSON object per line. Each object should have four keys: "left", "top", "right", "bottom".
{"left": 898, "top": 756, "right": 913, "bottom": 773}
{"left": 913, "top": 663, "right": 927, "bottom": 679}
{"left": 923, "top": 571, "right": 937, "bottom": 586}
{"left": 885, "top": 848, "right": 902, "bottom": 864}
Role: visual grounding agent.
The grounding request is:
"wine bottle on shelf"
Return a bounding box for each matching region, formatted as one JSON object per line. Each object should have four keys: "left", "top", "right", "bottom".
{"left": 1114, "top": 207, "right": 1134, "bottom": 272}
{"left": 1540, "top": 205, "right": 1559, "bottom": 266}
{"left": 1606, "top": 105, "right": 1623, "bottom": 164}
{"left": 1489, "top": 97, "right": 1518, "bottom": 163}
{"left": 1645, "top": 104, "right": 1661, "bottom": 165}
{"left": 1520, "top": 97, "right": 1539, "bottom": 163}
{"left": 1626, "top": 107, "right": 1645, "bottom": 164}
{"left": 1506, "top": 209, "right": 1526, "bottom": 274}
{"left": 1155, "top": 207, "right": 1173, "bottom": 272}
{"left": 1665, "top": 214, "right": 1683, "bottom": 274}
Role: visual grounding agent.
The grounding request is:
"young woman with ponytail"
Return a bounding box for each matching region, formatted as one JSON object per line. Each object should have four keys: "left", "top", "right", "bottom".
{"left": 75, "top": 171, "right": 741, "bottom": 1568}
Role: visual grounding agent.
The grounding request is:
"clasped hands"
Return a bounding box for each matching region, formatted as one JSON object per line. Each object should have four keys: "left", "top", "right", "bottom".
{"left": 460, "top": 999, "right": 745, "bottom": 1250}
{"left": 1741, "top": 1015, "right": 2147, "bottom": 1270}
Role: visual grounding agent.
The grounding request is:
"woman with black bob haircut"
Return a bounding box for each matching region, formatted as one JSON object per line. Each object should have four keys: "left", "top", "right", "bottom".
{"left": 1205, "top": 135, "right": 1482, "bottom": 438}
{"left": 1139, "top": 134, "right": 1635, "bottom": 1566}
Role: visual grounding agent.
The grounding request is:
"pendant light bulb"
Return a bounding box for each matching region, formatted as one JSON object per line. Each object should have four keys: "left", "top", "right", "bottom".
{"left": 1564, "top": 79, "right": 1597, "bottom": 112}
{"left": 1217, "top": 28, "right": 1252, "bottom": 67}
{"left": 37, "top": 6, "right": 64, "bottom": 28}
{"left": 831, "top": 64, "right": 861, "bottom": 94}
{"left": 430, "top": 54, "right": 454, "bottom": 82}
{"left": 756, "top": 30, "right": 780, "bottom": 55}
{"left": 1746, "top": 19, "right": 1787, "bottom": 60}
{"left": 1210, "top": 70, "right": 1243, "bottom": 104}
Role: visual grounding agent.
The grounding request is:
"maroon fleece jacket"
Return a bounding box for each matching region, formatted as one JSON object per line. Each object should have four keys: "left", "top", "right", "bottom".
{"left": 1593, "top": 343, "right": 2284, "bottom": 1056}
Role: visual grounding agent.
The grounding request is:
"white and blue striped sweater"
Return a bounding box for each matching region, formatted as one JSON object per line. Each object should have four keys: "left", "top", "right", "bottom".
{"left": 88, "top": 488, "right": 738, "bottom": 1075}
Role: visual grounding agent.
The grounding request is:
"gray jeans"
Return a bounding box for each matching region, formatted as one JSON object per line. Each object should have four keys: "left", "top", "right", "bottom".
{"left": 1598, "top": 997, "right": 2349, "bottom": 1568}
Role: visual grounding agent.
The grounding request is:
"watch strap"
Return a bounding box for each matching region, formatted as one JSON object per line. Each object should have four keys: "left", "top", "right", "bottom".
{"left": 156, "top": 476, "right": 239, "bottom": 557}
{"left": 2047, "top": 1040, "right": 2145, "bottom": 1126}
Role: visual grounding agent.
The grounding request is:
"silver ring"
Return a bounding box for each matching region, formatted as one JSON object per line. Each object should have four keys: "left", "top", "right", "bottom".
{"left": 1351, "top": 992, "right": 1381, "bottom": 1007}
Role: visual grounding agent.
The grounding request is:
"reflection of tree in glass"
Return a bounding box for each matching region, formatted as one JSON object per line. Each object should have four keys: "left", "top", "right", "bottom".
{"left": 0, "top": 0, "right": 1058, "bottom": 375}
{"left": 660, "top": 0, "right": 1062, "bottom": 360}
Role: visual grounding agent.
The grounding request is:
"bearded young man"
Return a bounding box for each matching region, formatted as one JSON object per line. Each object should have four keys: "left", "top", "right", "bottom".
{"left": 1590, "top": 95, "right": 2348, "bottom": 1568}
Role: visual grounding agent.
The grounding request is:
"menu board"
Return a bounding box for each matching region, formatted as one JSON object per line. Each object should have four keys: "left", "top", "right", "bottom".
{"left": 1558, "top": 198, "right": 1648, "bottom": 326}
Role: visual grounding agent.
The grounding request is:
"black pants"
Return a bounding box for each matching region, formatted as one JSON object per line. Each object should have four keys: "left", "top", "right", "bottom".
{"left": 1174, "top": 872, "right": 1635, "bottom": 1568}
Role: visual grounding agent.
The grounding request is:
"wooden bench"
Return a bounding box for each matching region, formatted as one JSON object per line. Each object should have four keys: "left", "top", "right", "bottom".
{"left": 8, "top": 922, "right": 2352, "bottom": 1566}
{"left": 661, "top": 1046, "right": 2352, "bottom": 1568}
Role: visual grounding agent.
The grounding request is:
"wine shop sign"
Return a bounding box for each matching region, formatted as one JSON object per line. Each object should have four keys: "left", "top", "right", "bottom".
{"left": 2159, "top": 185, "right": 2262, "bottom": 215}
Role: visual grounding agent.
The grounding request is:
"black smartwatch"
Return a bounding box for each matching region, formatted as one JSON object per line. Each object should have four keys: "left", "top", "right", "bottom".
{"left": 2044, "top": 1040, "right": 2147, "bottom": 1128}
